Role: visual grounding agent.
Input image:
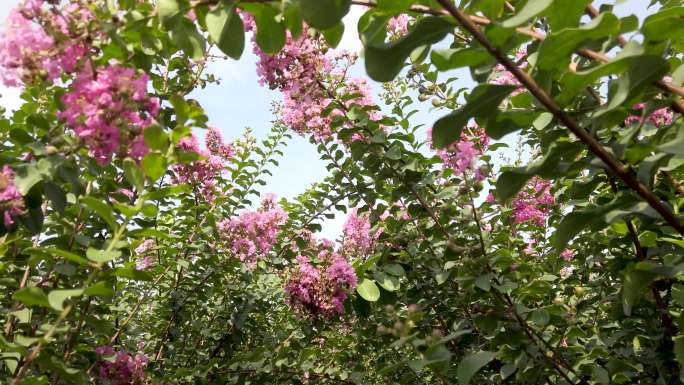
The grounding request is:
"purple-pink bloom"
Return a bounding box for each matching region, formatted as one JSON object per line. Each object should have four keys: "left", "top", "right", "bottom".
{"left": 95, "top": 346, "right": 148, "bottom": 385}
{"left": 429, "top": 124, "right": 490, "bottom": 177}
{"left": 512, "top": 177, "right": 554, "bottom": 226}
{"left": 387, "top": 14, "right": 410, "bottom": 39}
{"left": 0, "top": 166, "right": 25, "bottom": 227}
{"left": 0, "top": 0, "right": 91, "bottom": 87}
{"left": 217, "top": 194, "right": 288, "bottom": 268}
{"left": 624, "top": 103, "right": 673, "bottom": 127}
{"left": 172, "top": 133, "right": 228, "bottom": 202}
{"left": 284, "top": 250, "right": 357, "bottom": 318}
{"left": 58, "top": 65, "right": 159, "bottom": 165}
{"left": 560, "top": 249, "right": 574, "bottom": 261}
{"left": 342, "top": 208, "right": 378, "bottom": 256}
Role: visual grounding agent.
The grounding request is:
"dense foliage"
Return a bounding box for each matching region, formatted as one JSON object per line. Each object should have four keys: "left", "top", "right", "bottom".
{"left": 1, "top": 0, "right": 684, "bottom": 384}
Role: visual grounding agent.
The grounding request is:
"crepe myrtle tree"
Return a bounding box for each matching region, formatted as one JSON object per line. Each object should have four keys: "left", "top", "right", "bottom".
{"left": 1, "top": 0, "right": 684, "bottom": 384}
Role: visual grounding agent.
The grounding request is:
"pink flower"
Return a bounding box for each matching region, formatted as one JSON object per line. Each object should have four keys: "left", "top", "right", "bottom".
{"left": 58, "top": 65, "right": 159, "bottom": 165}
{"left": 560, "top": 249, "right": 574, "bottom": 261}
{"left": 342, "top": 208, "right": 378, "bottom": 256}
{"left": 217, "top": 194, "right": 288, "bottom": 268}
{"left": 0, "top": 1, "right": 91, "bottom": 86}
{"left": 241, "top": 11, "right": 380, "bottom": 143}
{"left": 95, "top": 347, "right": 148, "bottom": 385}
{"left": 624, "top": 103, "right": 673, "bottom": 127}
{"left": 205, "top": 127, "right": 235, "bottom": 160}
{"left": 172, "top": 133, "right": 227, "bottom": 201}
{"left": 135, "top": 239, "right": 155, "bottom": 270}
{"left": 387, "top": 14, "right": 410, "bottom": 39}
{"left": 559, "top": 266, "right": 575, "bottom": 280}
{"left": 523, "top": 239, "right": 539, "bottom": 257}
{"left": 0, "top": 166, "right": 25, "bottom": 227}
{"left": 284, "top": 250, "right": 357, "bottom": 318}
{"left": 490, "top": 48, "right": 527, "bottom": 96}
{"left": 511, "top": 177, "right": 554, "bottom": 226}
{"left": 429, "top": 124, "right": 489, "bottom": 177}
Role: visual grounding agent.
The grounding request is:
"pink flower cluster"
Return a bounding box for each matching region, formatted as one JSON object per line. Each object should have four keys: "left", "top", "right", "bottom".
{"left": 491, "top": 48, "right": 527, "bottom": 96}
{"left": 624, "top": 103, "right": 674, "bottom": 127}
{"left": 342, "top": 208, "right": 378, "bottom": 256}
{"left": 135, "top": 239, "right": 155, "bottom": 270}
{"left": 0, "top": 166, "right": 25, "bottom": 227}
{"left": 217, "top": 194, "right": 288, "bottom": 268}
{"left": 59, "top": 65, "right": 160, "bottom": 165}
{"left": 172, "top": 128, "right": 232, "bottom": 201}
{"left": 284, "top": 250, "right": 357, "bottom": 318}
{"left": 512, "top": 177, "right": 554, "bottom": 226}
{"left": 94, "top": 346, "right": 148, "bottom": 385}
{"left": 387, "top": 14, "right": 410, "bottom": 40}
{"left": 0, "top": 0, "right": 91, "bottom": 87}
{"left": 240, "top": 10, "right": 380, "bottom": 142}
{"left": 429, "top": 124, "right": 490, "bottom": 179}
{"left": 560, "top": 249, "right": 574, "bottom": 261}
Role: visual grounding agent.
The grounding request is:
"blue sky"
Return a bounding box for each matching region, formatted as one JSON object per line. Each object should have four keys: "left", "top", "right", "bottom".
{"left": 0, "top": 0, "right": 653, "bottom": 239}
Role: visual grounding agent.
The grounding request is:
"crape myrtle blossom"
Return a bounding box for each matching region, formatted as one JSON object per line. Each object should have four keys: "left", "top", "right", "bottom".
{"left": 217, "top": 194, "right": 288, "bottom": 268}
{"left": 428, "top": 124, "right": 490, "bottom": 180}
{"left": 240, "top": 10, "right": 381, "bottom": 142}
{"left": 624, "top": 103, "right": 674, "bottom": 128}
{"left": 0, "top": 166, "right": 25, "bottom": 227}
{"left": 511, "top": 177, "right": 554, "bottom": 226}
{"left": 59, "top": 64, "right": 160, "bottom": 165}
{"left": 342, "top": 208, "right": 379, "bottom": 256}
{"left": 135, "top": 239, "right": 155, "bottom": 270}
{"left": 490, "top": 48, "right": 527, "bottom": 97}
{"left": 387, "top": 14, "right": 410, "bottom": 40}
{"left": 284, "top": 249, "right": 357, "bottom": 318}
{"left": 94, "top": 346, "right": 148, "bottom": 385}
{"left": 560, "top": 249, "right": 574, "bottom": 261}
{"left": 172, "top": 128, "right": 233, "bottom": 201}
{"left": 0, "top": 0, "right": 92, "bottom": 87}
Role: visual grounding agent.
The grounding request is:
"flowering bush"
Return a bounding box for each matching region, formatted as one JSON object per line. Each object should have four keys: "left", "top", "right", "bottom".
{"left": 1, "top": 1, "right": 683, "bottom": 385}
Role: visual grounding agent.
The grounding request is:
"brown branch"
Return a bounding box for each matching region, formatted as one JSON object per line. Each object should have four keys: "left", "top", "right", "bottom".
{"left": 434, "top": 0, "right": 684, "bottom": 237}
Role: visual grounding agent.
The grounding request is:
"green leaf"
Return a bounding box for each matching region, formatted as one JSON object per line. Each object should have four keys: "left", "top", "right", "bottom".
{"left": 322, "top": 23, "right": 345, "bottom": 48}
{"left": 48, "top": 289, "right": 83, "bottom": 311}
{"left": 43, "top": 181, "right": 66, "bottom": 214}
{"left": 142, "top": 152, "right": 167, "bottom": 183}
{"left": 157, "top": 0, "right": 185, "bottom": 29}
{"left": 300, "top": 0, "right": 351, "bottom": 30}
{"left": 111, "top": 267, "right": 154, "bottom": 281}
{"left": 457, "top": 351, "right": 497, "bottom": 385}
{"left": 431, "top": 47, "right": 491, "bottom": 71}
{"left": 81, "top": 197, "right": 117, "bottom": 230}
{"left": 206, "top": 4, "right": 245, "bottom": 59}
{"left": 500, "top": 364, "right": 516, "bottom": 380}
{"left": 485, "top": 110, "right": 539, "bottom": 139}
{"left": 171, "top": 19, "right": 206, "bottom": 60}
{"left": 642, "top": 7, "right": 684, "bottom": 42}
{"left": 123, "top": 158, "right": 144, "bottom": 192}
{"left": 621, "top": 268, "right": 657, "bottom": 316}
{"left": 13, "top": 164, "right": 43, "bottom": 195}
{"left": 660, "top": 128, "right": 684, "bottom": 155}
{"left": 595, "top": 55, "right": 669, "bottom": 116}
{"left": 13, "top": 287, "right": 49, "bottom": 308}
{"left": 500, "top": 0, "right": 552, "bottom": 28}
{"left": 356, "top": 278, "right": 381, "bottom": 301}
{"left": 250, "top": 5, "right": 286, "bottom": 54}
{"left": 144, "top": 125, "right": 169, "bottom": 151}
{"left": 86, "top": 248, "right": 121, "bottom": 263}
{"left": 432, "top": 84, "right": 515, "bottom": 148}
{"left": 546, "top": 0, "right": 591, "bottom": 30}
{"left": 529, "top": 309, "right": 550, "bottom": 327}
{"left": 537, "top": 13, "right": 619, "bottom": 72}
{"left": 377, "top": 0, "right": 412, "bottom": 12}
{"left": 84, "top": 282, "right": 114, "bottom": 297}
{"left": 365, "top": 17, "right": 454, "bottom": 82}
{"left": 495, "top": 168, "right": 532, "bottom": 201}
